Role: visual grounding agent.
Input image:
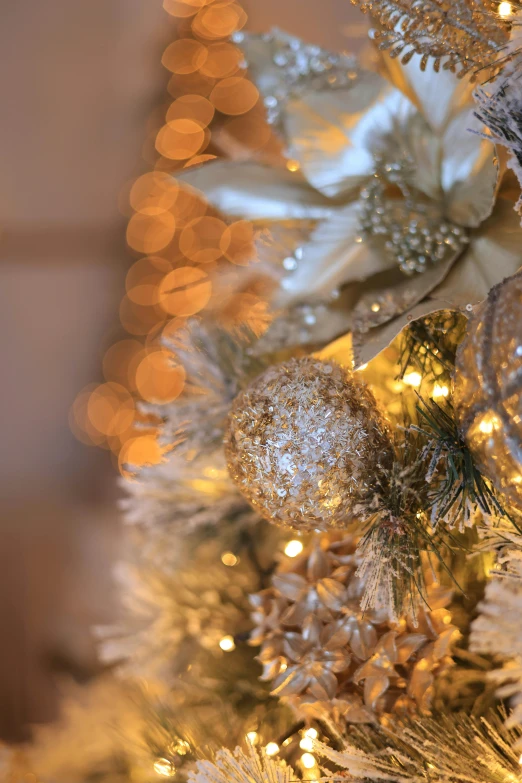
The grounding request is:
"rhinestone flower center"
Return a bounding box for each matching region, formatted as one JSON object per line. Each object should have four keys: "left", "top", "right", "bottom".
{"left": 357, "top": 158, "right": 469, "bottom": 276}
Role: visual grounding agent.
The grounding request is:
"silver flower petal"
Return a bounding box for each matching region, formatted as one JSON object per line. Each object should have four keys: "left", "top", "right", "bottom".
{"left": 352, "top": 198, "right": 522, "bottom": 364}
{"left": 351, "top": 253, "right": 460, "bottom": 335}
{"left": 352, "top": 298, "right": 460, "bottom": 367}
{"left": 272, "top": 573, "right": 308, "bottom": 602}
{"left": 280, "top": 600, "right": 309, "bottom": 627}
{"left": 306, "top": 546, "right": 331, "bottom": 581}
{"left": 177, "top": 161, "right": 334, "bottom": 221}
{"left": 396, "top": 634, "right": 428, "bottom": 664}
{"left": 302, "top": 615, "right": 323, "bottom": 645}
{"left": 283, "top": 633, "right": 310, "bottom": 662}
{"left": 381, "top": 50, "right": 471, "bottom": 133}
{"left": 275, "top": 203, "right": 397, "bottom": 307}
{"left": 285, "top": 77, "right": 444, "bottom": 202}
{"left": 363, "top": 675, "right": 389, "bottom": 711}
{"left": 316, "top": 577, "right": 347, "bottom": 611}
{"left": 442, "top": 108, "right": 499, "bottom": 228}
{"left": 271, "top": 664, "right": 311, "bottom": 696}
{"left": 283, "top": 74, "right": 400, "bottom": 198}
{"left": 433, "top": 196, "right": 522, "bottom": 304}
{"left": 308, "top": 668, "right": 338, "bottom": 700}
{"left": 259, "top": 658, "right": 285, "bottom": 681}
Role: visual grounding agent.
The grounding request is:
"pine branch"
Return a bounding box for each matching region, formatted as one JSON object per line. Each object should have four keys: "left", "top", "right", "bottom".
{"left": 357, "top": 426, "right": 457, "bottom": 620}
{"left": 316, "top": 708, "right": 522, "bottom": 782}
{"left": 398, "top": 311, "right": 465, "bottom": 383}
{"left": 412, "top": 396, "right": 520, "bottom": 531}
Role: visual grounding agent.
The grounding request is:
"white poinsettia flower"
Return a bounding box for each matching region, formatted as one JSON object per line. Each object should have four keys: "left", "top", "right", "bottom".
{"left": 180, "top": 30, "right": 522, "bottom": 362}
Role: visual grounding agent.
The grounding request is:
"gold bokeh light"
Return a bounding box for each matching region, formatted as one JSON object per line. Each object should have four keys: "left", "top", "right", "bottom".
{"left": 71, "top": 0, "right": 264, "bottom": 471}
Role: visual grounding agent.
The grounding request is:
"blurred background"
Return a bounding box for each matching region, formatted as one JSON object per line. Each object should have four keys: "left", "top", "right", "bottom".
{"left": 0, "top": 0, "right": 367, "bottom": 744}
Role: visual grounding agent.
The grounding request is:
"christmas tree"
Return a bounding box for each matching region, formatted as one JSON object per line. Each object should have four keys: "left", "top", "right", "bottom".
{"left": 13, "top": 1, "right": 522, "bottom": 781}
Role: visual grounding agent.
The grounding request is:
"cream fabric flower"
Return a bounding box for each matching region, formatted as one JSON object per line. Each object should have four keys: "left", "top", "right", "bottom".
{"left": 180, "top": 30, "right": 521, "bottom": 363}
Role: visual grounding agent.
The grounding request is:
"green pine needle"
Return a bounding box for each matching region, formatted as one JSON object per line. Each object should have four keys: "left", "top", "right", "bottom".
{"left": 412, "top": 396, "right": 520, "bottom": 532}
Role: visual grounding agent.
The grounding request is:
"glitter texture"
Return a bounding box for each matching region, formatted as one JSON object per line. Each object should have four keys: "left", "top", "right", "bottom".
{"left": 224, "top": 357, "right": 393, "bottom": 530}
{"left": 351, "top": 0, "right": 507, "bottom": 78}
{"left": 233, "top": 28, "right": 358, "bottom": 134}
{"left": 250, "top": 535, "right": 457, "bottom": 722}
{"left": 454, "top": 270, "right": 522, "bottom": 511}
{"left": 357, "top": 157, "right": 469, "bottom": 276}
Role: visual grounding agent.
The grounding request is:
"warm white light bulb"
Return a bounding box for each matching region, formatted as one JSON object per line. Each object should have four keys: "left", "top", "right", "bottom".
{"left": 432, "top": 383, "right": 449, "bottom": 398}
{"left": 246, "top": 731, "right": 259, "bottom": 745}
{"left": 403, "top": 371, "right": 422, "bottom": 387}
{"left": 265, "top": 742, "right": 280, "bottom": 756}
{"left": 221, "top": 552, "right": 238, "bottom": 566}
{"left": 305, "top": 728, "right": 318, "bottom": 739}
{"left": 300, "top": 737, "right": 314, "bottom": 751}
{"left": 479, "top": 418, "right": 495, "bottom": 434}
{"left": 219, "top": 635, "right": 235, "bottom": 651}
{"left": 498, "top": 1, "right": 513, "bottom": 17}
{"left": 301, "top": 753, "right": 316, "bottom": 769}
{"left": 284, "top": 539, "right": 304, "bottom": 557}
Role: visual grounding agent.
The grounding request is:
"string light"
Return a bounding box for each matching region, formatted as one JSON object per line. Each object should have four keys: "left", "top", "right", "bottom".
{"left": 286, "top": 159, "right": 300, "bottom": 172}
{"left": 70, "top": 0, "right": 257, "bottom": 470}
{"left": 284, "top": 539, "right": 304, "bottom": 557}
{"left": 498, "top": 1, "right": 513, "bottom": 17}
{"left": 479, "top": 415, "right": 499, "bottom": 434}
{"left": 246, "top": 731, "right": 259, "bottom": 745}
{"left": 265, "top": 742, "right": 280, "bottom": 756}
{"left": 432, "top": 383, "right": 449, "bottom": 398}
{"left": 403, "top": 371, "right": 422, "bottom": 387}
{"left": 300, "top": 753, "right": 316, "bottom": 769}
{"left": 219, "top": 635, "right": 236, "bottom": 651}
{"left": 221, "top": 552, "right": 238, "bottom": 566}
{"left": 304, "top": 728, "right": 318, "bottom": 739}
{"left": 299, "top": 736, "right": 314, "bottom": 751}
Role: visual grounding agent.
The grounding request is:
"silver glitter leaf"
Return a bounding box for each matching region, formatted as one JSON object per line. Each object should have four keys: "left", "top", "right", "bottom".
{"left": 233, "top": 28, "right": 359, "bottom": 136}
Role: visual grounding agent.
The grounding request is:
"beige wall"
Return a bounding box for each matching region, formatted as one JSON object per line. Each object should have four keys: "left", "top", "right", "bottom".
{"left": 0, "top": 0, "right": 171, "bottom": 502}
{"left": 243, "top": 0, "right": 367, "bottom": 51}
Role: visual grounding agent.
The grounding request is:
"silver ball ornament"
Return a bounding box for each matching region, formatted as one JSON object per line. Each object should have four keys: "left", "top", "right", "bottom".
{"left": 224, "top": 356, "right": 393, "bottom": 530}
{"left": 454, "top": 271, "right": 522, "bottom": 511}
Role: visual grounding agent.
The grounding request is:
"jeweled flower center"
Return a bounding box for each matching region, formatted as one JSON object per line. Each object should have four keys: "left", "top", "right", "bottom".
{"left": 356, "top": 158, "right": 469, "bottom": 275}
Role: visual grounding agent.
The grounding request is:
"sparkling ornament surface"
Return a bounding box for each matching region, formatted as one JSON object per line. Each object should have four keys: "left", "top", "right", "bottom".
{"left": 250, "top": 535, "right": 457, "bottom": 722}
{"left": 357, "top": 157, "right": 469, "bottom": 276}
{"left": 454, "top": 271, "right": 522, "bottom": 511}
{"left": 224, "top": 357, "right": 393, "bottom": 530}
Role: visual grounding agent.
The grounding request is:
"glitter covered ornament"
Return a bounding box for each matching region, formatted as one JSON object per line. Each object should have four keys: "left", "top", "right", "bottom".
{"left": 454, "top": 271, "right": 522, "bottom": 511}
{"left": 224, "top": 357, "right": 393, "bottom": 530}
{"left": 249, "top": 535, "right": 457, "bottom": 723}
